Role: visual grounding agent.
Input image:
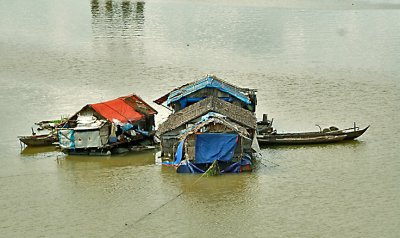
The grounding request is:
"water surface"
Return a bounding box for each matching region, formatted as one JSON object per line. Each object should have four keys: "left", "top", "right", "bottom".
{"left": 0, "top": 0, "right": 399, "bottom": 237}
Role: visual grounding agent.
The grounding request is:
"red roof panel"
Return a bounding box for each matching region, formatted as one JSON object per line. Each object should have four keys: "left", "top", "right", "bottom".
{"left": 90, "top": 98, "right": 144, "bottom": 123}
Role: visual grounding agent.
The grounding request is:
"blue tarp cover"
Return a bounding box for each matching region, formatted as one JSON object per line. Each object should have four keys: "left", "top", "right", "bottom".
{"left": 176, "top": 161, "right": 205, "bottom": 173}
{"left": 195, "top": 133, "right": 237, "bottom": 164}
{"left": 177, "top": 97, "right": 234, "bottom": 110}
{"left": 174, "top": 140, "right": 184, "bottom": 165}
{"left": 121, "top": 123, "right": 133, "bottom": 131}
{"left": 176, "top": 156, "right": 252, "bottom": 174}
{"left": 167, "top": 75, "right": 251, "bottom": 106}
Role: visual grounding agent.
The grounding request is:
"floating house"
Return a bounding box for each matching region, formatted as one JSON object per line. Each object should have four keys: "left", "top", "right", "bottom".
{"left": 154, "top": 75, "right": 259, "bottom": 174}
{"left": 154, "top": 74, "right": 257, "bottom": 112}
{"left": 58, "top": 94, "right": 157, "bottom": 155}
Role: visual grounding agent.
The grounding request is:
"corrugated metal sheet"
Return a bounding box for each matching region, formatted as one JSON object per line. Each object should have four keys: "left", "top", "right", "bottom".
{"left": 90, "top": 98, "right": 143, "bottom": 123}
{"left": 88, "top": 94, "right": 157, "bottom": 123}
{"left": 58, "top": 123, "right": 110, "bottom": 149}
{"left": 153, "top": 75, "right": 256, "bottom": 106}
{"left": 166, "top": 75, "right": 251, "bottom": 105}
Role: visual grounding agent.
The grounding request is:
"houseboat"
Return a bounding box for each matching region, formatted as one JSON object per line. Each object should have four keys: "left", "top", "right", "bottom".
{"left": 58, "top": 94, "right": 157, "bottom": 155}
{"left": 154, "top": 74, "right": 260, "bottom": 174}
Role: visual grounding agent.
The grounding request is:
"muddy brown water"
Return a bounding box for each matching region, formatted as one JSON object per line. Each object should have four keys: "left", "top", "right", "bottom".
{"left": 1, "top": 0, "right": 399, "bottom": 237}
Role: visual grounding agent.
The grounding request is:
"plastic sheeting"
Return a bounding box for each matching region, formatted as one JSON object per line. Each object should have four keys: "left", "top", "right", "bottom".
{"left": 167, "top": 75, "right": 251, "bottom": 106}
{"left": 195, "top": 133, "right": 238, "bottom": 164}
{"left": 174, "top": 140, "right": 184, "bottom": 165}
{"left": 176, "top": 156, "right": 253, "bottom": 174}
{"left": 177, "top": 97, "right": 233, "bottom": 110}
{"left": 176, "top": 161, "right": 205, "bottom": 173}
{"left": 251, "top": 133, "right": 261, "bottom": 153}
{"left": 121, "top": 123, "right": 133, "bottom": 131}
{"left": 58, "top": 129, "right": 75, "bottom": 149}
{"left": 58, "top": 127, "right": 107, "bottom": 149}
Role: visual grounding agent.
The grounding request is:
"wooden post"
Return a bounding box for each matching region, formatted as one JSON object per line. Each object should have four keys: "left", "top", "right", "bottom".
{"left": 262, "top": 114, "right": 268, "bottom": 123}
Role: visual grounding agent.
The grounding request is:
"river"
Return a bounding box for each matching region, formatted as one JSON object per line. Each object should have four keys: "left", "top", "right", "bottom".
{"left": 0, "top": 0, "right": 399, "bottom": 237}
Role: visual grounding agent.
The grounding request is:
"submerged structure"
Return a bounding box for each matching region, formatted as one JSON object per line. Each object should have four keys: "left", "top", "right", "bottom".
{"left": 58, "top": 94, "right": 157, "bottom": 155}
{"left": 154, "top": 74, "right": 260, "bottom": 174}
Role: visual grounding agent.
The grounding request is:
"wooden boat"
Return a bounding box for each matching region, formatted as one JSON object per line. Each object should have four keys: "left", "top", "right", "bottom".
{"left": 326, "top": 125, "right": 370, "bottom": 140}
{"left": 18, "top": 118, "right": 67, "bottom": 147}
{"left": 257, "top": 134, "right": 347, "bottom": 145}
{"left": 18, "top": 134, "right": 58, "bottom": 147}
{"left": 257, "top": 123, "right": 369, "bottom": 145}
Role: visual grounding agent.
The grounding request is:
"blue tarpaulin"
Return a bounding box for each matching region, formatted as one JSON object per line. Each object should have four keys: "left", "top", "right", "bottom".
{"left": 220, "top": 161, "right": 241, "bottom": 173}
{"left": 167, "top": 75, "right": 251, "bottom": 106}
{"left": 176, "top": 156, "right": 253, "bottom": 174}
{"left": 121, "top": 123, "right": 133, "bottom": 131}
{"left": 174, "top": 140, "right": 184, "bottom": 165}
{"left": 195, "top": 133, "right": 238, "bottom": 164}
{"left": 177, "top": 97, "right": 234, "bottom": 110}
{"left": 176, "top": 161, "right": 205, "bottom": 173}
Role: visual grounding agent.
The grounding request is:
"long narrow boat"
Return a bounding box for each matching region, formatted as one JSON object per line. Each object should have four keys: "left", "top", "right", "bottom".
{"left": 330, "top": 125, "right": 370, "bottom": 140}
{"left": 257, "top": 134, "right": 346, "bottom": 145}
{"left": 18, "top": 134, "right": 58, "bottom": 147}
{"left": 257, "top": 125, "right": 369, "bottom": 145}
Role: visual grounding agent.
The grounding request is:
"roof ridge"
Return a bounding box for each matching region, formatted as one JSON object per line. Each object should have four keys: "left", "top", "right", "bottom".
{"left": 157, "top": 96, "right": 256, "bottom": 135}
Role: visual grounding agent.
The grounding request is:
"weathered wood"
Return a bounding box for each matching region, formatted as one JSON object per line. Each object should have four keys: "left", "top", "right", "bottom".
{"left": 257, "top": 125, "right": 370, "bottom": 145}
{"left": 157, "top": 96, "right": 257, "bottom": 135}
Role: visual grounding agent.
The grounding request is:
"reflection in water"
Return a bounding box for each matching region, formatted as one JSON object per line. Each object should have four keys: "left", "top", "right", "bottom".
{"left": 55, "top": 150, "right": 157, "bottom": 192}
{"left": 2, "top": 1, "right": 400, "bottom": 236}
{"left": 91, "top": 0, "right": 100, "bottom": 16}
{"left": 59, "top": 150, "right": 156, "bottom": 169}
{"left": 91, "top": 0, "right": 145, "bottom": 38}
{"left": 160, "top": 166, "right": 255, "bottom": 203}
{"left": 261, "top": 139, "right": 364, "bottom": 151}
{"left": 105, "top": 0, "right": 113, "bottom": 13}
{"left": 20, "top": 146, "right": 59, "bottom": 156}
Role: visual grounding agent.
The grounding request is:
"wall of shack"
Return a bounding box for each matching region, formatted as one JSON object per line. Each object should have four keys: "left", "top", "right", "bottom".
{"left": 161, "top": 122, "right": 246, "bottom": 162}
{"left": 160, "top": 125, "right": 184, "bottom": 157}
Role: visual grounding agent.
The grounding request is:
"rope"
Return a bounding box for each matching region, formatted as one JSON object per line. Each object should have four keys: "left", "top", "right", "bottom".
{"left": 259, "top": 158, "right": 280, "bottom": 168}
{"left": 110, "top": 155, "right": 276, "bottom": 237}
{"left": 256, "top": 153, "right": 280, "bottom": 168}
{"left": 110, "top": 172, "right": 207, "bottom": 238}
{"left": 110, "top": 190, "right": 184, "bottom": 238}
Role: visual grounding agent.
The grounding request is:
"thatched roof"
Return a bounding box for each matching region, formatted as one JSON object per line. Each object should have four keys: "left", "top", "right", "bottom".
{"left": 157, "top": 96, "right": 257, "bottom": 135}
{"left": 179, "top": 116, "right": 250, "bottom": 140}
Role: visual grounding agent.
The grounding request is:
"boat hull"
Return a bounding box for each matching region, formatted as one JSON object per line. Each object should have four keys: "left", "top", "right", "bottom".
{"left": 257, "top": 134, "right": 346, "bottom": 145}
{"left": 333, "top": 125, "right": 369, "bottom": 140}
{"left": 18, "top": 135, "right": 57, "bottom": 147}
{"left": 257, "top": 126, "right": 369, "bottom": 145}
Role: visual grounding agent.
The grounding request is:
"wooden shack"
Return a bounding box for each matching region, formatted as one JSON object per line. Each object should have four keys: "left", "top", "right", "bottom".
{"left": 155, "top": 75, "right": 259, "bottom": 173}
{"left": 58, "top": 94, "right": 157, "bottom": 155}
{"left": 154, "top": 74, "right": 257, "bottom": 112}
